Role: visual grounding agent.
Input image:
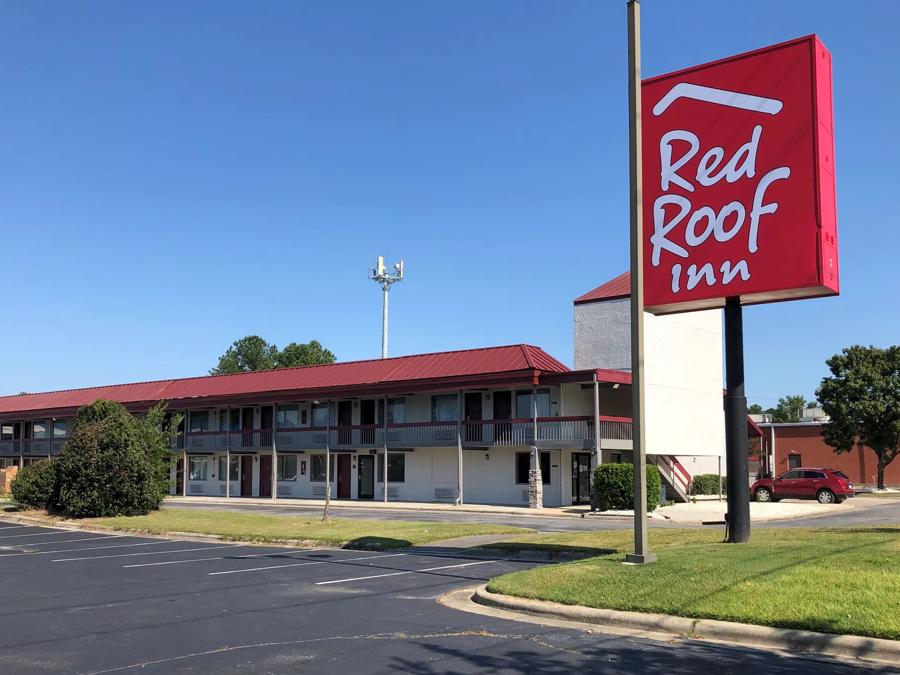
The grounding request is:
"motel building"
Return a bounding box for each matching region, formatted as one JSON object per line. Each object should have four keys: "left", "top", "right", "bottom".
{"left": 0, "top": 274, "right": 729, "bottom": 507}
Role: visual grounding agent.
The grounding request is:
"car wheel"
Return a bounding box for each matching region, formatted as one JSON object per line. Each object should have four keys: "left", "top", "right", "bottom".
{"left": 835, "top": 497, "right": 845, "bottom": 504}
{"left": 817, "top": 489, "right": 835, "bottom": 504}
{"left": 755, "top": 487, "right": 772, "bottom": 502}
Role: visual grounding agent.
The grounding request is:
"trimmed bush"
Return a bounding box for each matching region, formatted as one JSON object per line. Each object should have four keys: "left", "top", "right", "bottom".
{"left": 10, "top": 460, "right": 58, "bottom": 510}
{"left": 54, "top": 400, "right": 176, "bottom": 518}
{"left": 690, "top": 473, "right": 726, "bottom": 496}
{"left": 593, "top": 463, "right": 662, "bottom": 512}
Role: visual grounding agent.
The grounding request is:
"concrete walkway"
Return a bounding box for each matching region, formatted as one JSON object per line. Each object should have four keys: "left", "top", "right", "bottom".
{"left": 655, "top": 499, "right": 852, "bottom": 523}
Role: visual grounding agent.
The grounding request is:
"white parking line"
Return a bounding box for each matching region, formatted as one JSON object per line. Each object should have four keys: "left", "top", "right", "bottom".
{"left": 0, "top": 524, "right": 51, "bottom": 531}
{"left": 1, "top": 535, "right": 118, "bottom": 548}
{"left": 123, "top": 548, "right": 323, "bottom": 568}
{"left": 316, "top": 559, "right": 497, "bottom": 586}
{"left": 0, "top": 530, "right": 84, "bottom": 539}
{"left": 53, "top": 544, "right": 240, "bottom": 563}
{"left": 208, "top": 552, "right": 407, "bottom": 576}
{"left": 0, "top": 540, "right": 171, "bottom": 557}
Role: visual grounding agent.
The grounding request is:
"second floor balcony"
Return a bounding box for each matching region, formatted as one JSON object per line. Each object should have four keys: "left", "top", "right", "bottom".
{"left": 179, "top": 415, "right": 633, "bottom": 452}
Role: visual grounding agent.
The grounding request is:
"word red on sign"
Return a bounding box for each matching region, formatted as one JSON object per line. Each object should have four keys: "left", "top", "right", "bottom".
{"left": 642, "top": 35, "right": 839, "bottom": 315}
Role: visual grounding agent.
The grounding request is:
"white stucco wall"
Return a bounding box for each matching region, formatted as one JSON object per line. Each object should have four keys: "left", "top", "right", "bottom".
{"left": 574, "top": 297, "right": 725, "bottom": 459}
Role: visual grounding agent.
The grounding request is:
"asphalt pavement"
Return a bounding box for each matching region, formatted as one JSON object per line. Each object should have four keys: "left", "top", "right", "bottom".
{"left": 0, "top": 521, "right": 893, "bottom": 673}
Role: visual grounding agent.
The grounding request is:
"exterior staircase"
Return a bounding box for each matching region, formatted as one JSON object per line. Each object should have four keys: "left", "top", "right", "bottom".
{"left": 655, "top": 455, "right": 692, "bottom": 503}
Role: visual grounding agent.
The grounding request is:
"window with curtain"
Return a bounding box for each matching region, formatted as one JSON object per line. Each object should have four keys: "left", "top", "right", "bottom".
{"left": 217, "top": 456, "right": 239, "bottom": 481}
{"left": 311, "top": 403, "right": 329, "bottom": 428}
{"left": 190, "top": 411, "right": 210, "bottom": 433}
{"left": 377, "top": 453, "right": 406, "bottom": 482}
{"left": 189, "top": 456, "right": 208, "bottom": 480}
{"left": 515, "top": 451, "right": 551, "bottom": 484}
{"left": 431, "top": 395, "right": 457, "bottom": 422}
{"left": 52, "top": 420, "right": 70, "bottom": 438}
{"left": 277, "top": 455, "right": 298, "bottom": 481}
{"left": 1, "top": 424, "right": 15, "bottom": 441}
{"left": 378, "top": 398, "right": 406, "bottom": 425}
{"left": 311, "top": 454, "right": 336, "bottom": 482}
{"left": 277, "top": 405, "right": 299, "bottom": 429}
{"left": 515, "top": 389, "right": 551, "bottom": 419}
{"left": 31, "top": 421, "right": 49, "bottom": 439}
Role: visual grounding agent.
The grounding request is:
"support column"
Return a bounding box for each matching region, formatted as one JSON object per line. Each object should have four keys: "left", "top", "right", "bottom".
{"left": 225, "top": 407, "right": 231, "bottom": 499}
{"left": 325, "top": 404, "right": 331, "bottom": 508}
{"left": 456, "top": 391, "right": 464, "bottom": 505}
{"left": 383, "top": 396, "right": 389, "bottom": 503}
{"left": 591, "top": 377, "right": 602, "bottom": 511}
{"left": 624, "top": 0, "right": 655, "bottom": 564}
{"left": 528, "top": 387, "right": 543, "bottom": 509}
{"left": 271, "top": 402, "right": 278, "bottom": 502}
{"left": 724, "top": 298, "right": 751, "bottom": 543}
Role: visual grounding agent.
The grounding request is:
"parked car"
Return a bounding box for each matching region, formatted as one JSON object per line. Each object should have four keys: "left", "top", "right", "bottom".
{"left": 751, "top": 467, "right": 854, "bottom": 504}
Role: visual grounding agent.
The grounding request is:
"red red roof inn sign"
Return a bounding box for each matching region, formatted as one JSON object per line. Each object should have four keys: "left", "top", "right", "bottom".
{"left": 642, "top": 35, "right": 839, "bottom": 314}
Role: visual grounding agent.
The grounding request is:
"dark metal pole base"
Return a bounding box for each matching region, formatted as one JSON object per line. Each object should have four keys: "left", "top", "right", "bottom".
{"left": 624, "top": 552, "right": 658, "bottom": 565}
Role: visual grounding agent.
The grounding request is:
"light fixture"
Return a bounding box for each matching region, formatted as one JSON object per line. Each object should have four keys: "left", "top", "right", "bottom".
{"left": 485, "top": 453, "right": 490, "bottom": 461}
{"left": 612, "top": 383, "right": 620, "bottom": 390}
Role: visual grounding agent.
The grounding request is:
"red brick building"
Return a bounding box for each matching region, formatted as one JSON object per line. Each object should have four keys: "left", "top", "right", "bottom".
{"left": 759, "top": 422, "right": 900, "bottom": 487}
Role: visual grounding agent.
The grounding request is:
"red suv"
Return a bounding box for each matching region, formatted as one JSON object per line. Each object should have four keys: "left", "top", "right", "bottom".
{"left": 751, "top": 467, "right": 854, "bottom": 504}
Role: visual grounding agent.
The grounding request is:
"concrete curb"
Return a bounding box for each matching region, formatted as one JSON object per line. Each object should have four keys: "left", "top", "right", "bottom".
{"left": 473, "top": 586, "right": 900, "bottom": 664}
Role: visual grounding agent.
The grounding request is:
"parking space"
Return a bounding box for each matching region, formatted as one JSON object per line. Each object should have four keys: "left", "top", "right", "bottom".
{"left": 0, "top": 521, "right": 887, "bottom": 674}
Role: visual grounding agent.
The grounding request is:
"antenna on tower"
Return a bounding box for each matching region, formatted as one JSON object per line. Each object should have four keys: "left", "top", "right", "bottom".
{"left": 370, "top": 256, "right": 404, "bottom": 358}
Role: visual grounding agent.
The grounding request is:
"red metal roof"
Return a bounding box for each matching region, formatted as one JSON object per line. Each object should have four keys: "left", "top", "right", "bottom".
{"left": 574, "top": 272, "right": 630, "bottom": 305}
{"left": 0, "top": 345, "right": 571, "bottom": 417}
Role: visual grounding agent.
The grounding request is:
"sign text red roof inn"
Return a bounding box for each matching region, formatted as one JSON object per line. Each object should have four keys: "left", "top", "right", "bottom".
{"left": 641, "top": 35, "right": 839, "bottom": 314}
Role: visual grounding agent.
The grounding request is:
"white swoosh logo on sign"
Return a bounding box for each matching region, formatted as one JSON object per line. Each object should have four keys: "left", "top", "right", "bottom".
{"left": 653, "top": 83, "right": 783, "bottom": 116}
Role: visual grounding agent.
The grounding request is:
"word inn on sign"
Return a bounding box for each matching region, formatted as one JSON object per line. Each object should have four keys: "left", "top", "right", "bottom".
{"left": 640, "top": 36, "right": 839, "bottom": 315}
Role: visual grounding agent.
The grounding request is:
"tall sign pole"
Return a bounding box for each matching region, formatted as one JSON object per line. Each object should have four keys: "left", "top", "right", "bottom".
{"left": 625, "top": 0, "right": 655, "bottom": 565}
{"left": 724, "top": 299, "right": 751, "bottom": 541}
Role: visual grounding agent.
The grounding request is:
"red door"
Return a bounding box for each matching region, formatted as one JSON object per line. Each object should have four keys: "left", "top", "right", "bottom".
{"left": 240, "top": 456, "right": 253, "bottom": 496}
{"left": 337, "top": 455, "right": 352, "bottom": 498}
{"left": 259, "top": 455, "right": 273, "bottom": 498}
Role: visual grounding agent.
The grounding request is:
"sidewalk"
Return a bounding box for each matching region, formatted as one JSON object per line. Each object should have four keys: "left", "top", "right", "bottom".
{"left": 656, "top": 499, "right": 851, "bottom": 523}
{"left": 165, "top": 495, "right": 591, "bottom": 518}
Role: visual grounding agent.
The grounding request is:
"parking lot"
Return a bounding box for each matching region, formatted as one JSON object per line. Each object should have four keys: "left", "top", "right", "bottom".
{"left": 0, "top": 520, "right": 892, "bottom": 674}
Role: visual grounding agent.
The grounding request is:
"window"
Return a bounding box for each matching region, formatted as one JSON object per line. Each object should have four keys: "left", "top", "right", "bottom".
{"left": 311, "top": 403, "right": 329, "bottom": 428}
{"left": 311, "top": 454, "right": 336, "bottom": 482}
{"left": 22, "top": 457, "right": 46, "bottom": 467}
{"left": 377, "top": 453, "right": 406, "bottom": 482}
{"left": 610, "top": 453, "right": 622, "bottom": 464}
{"left": 52, "top": 419, "right": 69, "bottom": 438}
{"left": 218, "top": 410, "right": 239, "bottom": 432}
{"left": 515, "top": 451, "right": 551, "bottom": 484}
{"left": 277, "top": 455, "right": 298, "bottom": 481}
{"left": 431, "top": 395, "right": 457, "bottom": 422}
{"left": 217, "top": 456, "right": 238, "bottom": 481}
{"left": 515, "top": 389, "right": 551, "bottom": 419}
{"left": 1, "top": 424, "right": 14, "bottom": 441}
{"left": 31, "top": 420, "right": 49, "bottom": 439}
{"left": 190, "top": 411, "right": 210, "bottom": 433}
{"left": 802, "top": 470, "right": 826, "bottom": 479}
{"left": 0, "top": 458, "right": 16, "bottom": 469}
{"left": 277, "top": 405, "right": 299, "bottom": 429}
{"left": 189, "top": 456, "right": 208, "bottom": 480}
{"left": 788, "top": 454, "right": 802, "bottom": 469}
{"left": 834, "top": 470, "right": 850, "bottom": 479}
{"left": 378, "top": 398, "right": 406, "bottom": 424}
{"left": 779, "top": 470, "right": 802, "bottom": 480}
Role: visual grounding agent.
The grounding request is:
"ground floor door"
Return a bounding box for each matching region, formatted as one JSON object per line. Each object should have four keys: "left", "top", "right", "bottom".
{"left": 175, "top": 458, "right": 184, "bottom": 495}
{"left": 337, "top": 454, "right": 352, "bottom": 498}
{"left": 259, "top": 455, "right": 272, "bottom": 498}
{"left": 357, "top": 455, "right": 374, "bottom": 499}
{"left": 571, "top": 452, "right": 592, "bottom": 504}
{"left": 240, "top": 456, "right": 253, "bottom": 496}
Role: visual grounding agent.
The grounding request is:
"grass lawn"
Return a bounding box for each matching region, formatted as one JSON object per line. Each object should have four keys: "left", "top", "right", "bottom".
{"left": 485, "top": 527, "right": 900, "bottom": 640}
{"left": 91, "top": 509, "right": 531, "bottom": 549}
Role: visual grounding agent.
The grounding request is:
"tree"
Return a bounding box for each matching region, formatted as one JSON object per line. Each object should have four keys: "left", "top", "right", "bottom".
{"left": 767, "top": 394, "right": 809, "bottom": 423}
{"left": 816, "top": 345, "right": 900, "bottom": 490}
{"left": 748, "top": 404, "right": 764, "bottom": 415}
{"left": 276, "top": 340, "right": 336, "bottom": 368}
{"left": 54, "top": 400, "right": 179, "bottom": 517}
{"left": 211, "top": 336, "right": 336, "bottom": 374}
{"left": 210, "top": 336, "right": 278, "bottom": 374}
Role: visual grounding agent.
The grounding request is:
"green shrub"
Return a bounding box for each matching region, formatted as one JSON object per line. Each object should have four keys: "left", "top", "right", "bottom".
{"left": 593, "top": 463, "right": 662, "bottom": 512}
{"left": 690, "top": 473, "right": 726, "bottom": 496}
{"left": 54, "top": 400, "right": 177, "bottom": 518}
{"left": 10, "top": 460, "right": 58, "bottom": 510}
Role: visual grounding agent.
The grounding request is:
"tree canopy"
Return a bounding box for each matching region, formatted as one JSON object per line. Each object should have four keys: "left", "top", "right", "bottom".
{"left": 210, "top": 337, "right": 335, "bottom": 375}
{"left": 816, "top": 345, "right": 900, "bottom": 489}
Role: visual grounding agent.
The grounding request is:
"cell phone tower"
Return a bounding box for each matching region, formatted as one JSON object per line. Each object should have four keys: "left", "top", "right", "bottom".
{"left": 370, "top": 256, "right": 404, "bottom": 358}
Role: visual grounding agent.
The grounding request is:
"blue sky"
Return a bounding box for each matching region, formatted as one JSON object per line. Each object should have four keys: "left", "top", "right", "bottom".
{"left": 0, "top": 0, "right": 897, "bottom": 408}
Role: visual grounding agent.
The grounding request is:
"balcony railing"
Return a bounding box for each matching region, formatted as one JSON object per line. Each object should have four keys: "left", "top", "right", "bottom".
{"left": 180, "top": 416, "right": 632, "bottom": 452}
